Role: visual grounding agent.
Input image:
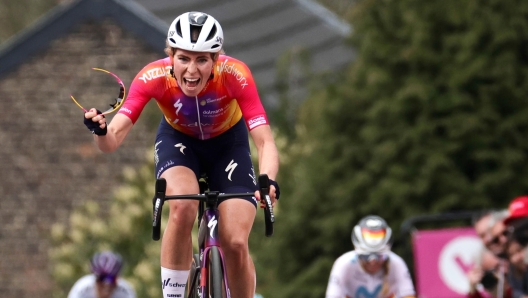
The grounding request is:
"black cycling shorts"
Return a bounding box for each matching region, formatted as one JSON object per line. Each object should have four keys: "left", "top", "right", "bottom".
{"left": 154, "top": 117, "right": 258, "bottom": 207}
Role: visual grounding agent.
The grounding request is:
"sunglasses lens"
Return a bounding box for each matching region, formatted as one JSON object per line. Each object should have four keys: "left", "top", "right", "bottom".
{"left": 358, "top": 253, "right": 386, "bottom": 262}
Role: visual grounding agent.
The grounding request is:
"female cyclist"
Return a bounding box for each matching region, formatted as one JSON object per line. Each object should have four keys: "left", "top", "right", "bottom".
{"left": 83, "top": 11, "right": 280, "bottom": 298}
{"left": 325, "top": 215, "right": 416, "bottom": 298}
{"left": 67, "top": 251, "right": 136, "bottom": 298}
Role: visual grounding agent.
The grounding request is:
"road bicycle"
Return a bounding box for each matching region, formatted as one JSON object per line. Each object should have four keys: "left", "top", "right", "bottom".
{"left": 152, "top": 174, "right": 275, "bottom": 298}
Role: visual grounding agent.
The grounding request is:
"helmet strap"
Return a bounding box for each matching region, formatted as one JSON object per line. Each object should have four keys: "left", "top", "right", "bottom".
{"left": 169, "top": 56, "right": 175, "bottom": 78}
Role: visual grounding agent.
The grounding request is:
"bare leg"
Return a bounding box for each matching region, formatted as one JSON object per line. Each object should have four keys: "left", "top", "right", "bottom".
{"left": 160, "top": 166, "right": 199, "bottom": 269}
{"left": 219, "top": 199, "right": 257, "bottom": 298}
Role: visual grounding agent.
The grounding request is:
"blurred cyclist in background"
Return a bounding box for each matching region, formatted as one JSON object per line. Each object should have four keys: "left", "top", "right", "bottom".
{"left": 67, "top": 251, "right": 136, "bottom": 298}
{"left": 325, "top": 215, "right": 416, "bottom": 298}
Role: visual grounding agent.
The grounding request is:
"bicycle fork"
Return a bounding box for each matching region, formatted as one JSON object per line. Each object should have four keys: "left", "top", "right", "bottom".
{"left": 198, "top": 209, "right": 231, "bottom": 297}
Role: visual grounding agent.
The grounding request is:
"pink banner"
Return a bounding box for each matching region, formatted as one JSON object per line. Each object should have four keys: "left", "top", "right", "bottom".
{"left": 412, "top": 227, "right": 481, "bottom": 298}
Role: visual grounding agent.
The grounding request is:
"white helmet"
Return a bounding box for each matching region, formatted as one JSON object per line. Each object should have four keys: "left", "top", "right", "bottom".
{"left": 167, "top": 11, "right": 224, "bottom": 53}
{"left": 352, "top": 215, "right": 392, "bottom": 254}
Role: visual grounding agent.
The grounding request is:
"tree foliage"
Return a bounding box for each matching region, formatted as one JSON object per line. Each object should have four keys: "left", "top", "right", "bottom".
{"left": 49, "top": 151, "right": 167, "bottom": 298}
{"left": 257, "top": 0, "right": 528, "bottom": 297}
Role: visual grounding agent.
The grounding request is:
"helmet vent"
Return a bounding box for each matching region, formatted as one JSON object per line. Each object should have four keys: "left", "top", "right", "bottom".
{"left": 206, "top": 25, "right": 217, "bottom": 41}
{"left": 176, "top": 20, "right": 182, "bottom": 38}
{"left": 190, "top": 25, "right": 201, "bottom": 43}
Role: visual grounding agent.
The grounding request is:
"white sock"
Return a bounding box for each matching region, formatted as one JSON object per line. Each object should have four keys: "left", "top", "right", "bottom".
{"left": 161, "top": 267, "right": 189, "bottom": 298}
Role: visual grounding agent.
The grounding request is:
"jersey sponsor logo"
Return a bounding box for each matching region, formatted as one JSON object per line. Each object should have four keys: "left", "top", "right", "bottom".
{"left": 202, "top": 107, "right": 224, "bottom": 116}
{"left": 355, "top": 285, "right": 382, "bottom": 298}
{"left": 248, "top": 115, "right": 267, "bottom": 129}
{"left": 225, "top": 160, "right": 238, "bottom": 181}
{"left": 217, "top": 59, "right": 248, "bottom": 88}
{"left": 208, "top": 216, "right": 218, "bottom": 238}
{"left": 138, "top": 67, "right": 169, "bottom": 83}
{"left": 167, "top": 294, "right": 181, "bottom": 297}
{"left": 206, "top": 95, "right": 227, "bottom": 104}
{"left": 119, "top": 107, "right": 132, "bottom": 114}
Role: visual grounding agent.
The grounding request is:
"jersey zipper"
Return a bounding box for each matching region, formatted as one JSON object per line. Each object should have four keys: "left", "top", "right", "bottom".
{"left": 195, "top": 96, "right": 204, "bottom": 140}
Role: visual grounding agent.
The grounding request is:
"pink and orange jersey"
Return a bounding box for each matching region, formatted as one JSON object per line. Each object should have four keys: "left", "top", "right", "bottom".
{"left": 117, "top": 55, "right": 268, "bottom": 140}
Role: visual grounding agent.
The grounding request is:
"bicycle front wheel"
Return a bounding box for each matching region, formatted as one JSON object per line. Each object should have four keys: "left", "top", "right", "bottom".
{"left": 187, "top": 253, "right": 201, "bottom": 298}
{"left": 207, "top": 246, "right": 226, "bottom": 298}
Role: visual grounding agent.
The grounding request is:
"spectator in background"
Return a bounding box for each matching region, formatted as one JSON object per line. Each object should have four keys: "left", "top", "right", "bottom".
{"left": 467, "top": 249, "right": 512, "bottom": 298}
{"left": 67, "top": 251, "right": 136, "bottom": 298}
{"left": 505, "top": 238, "right": 527, "bottom": 297}
{"left": 504, "top": 196, "right": 528, "bottom": 246}
{"left": 503, "top": 196, "right": 528, "bottom": 297}
{"left": 469, "top": 210, "right": 513, "bottom": 298}
{"left": 488, "top": 211, "right": 510, "bottom": 259}
{"left": 474, "top": 210, "right": 495, "bottom": 245}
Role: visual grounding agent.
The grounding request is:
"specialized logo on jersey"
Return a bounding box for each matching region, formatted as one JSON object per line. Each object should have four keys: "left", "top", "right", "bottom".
{"left": 217, "top": 59, "right": 248, "bottom": 88}
{"left": 175, "top": 143, "right": 186, "bottom": 155}
{"left": 225, "top": 160, "right": 238, "bottom": 181}
{"left": 171, "top": 99, "right": 183, "bottom": 124}
{"left": 208, "top": 216, "right": 218, "bottom": 238}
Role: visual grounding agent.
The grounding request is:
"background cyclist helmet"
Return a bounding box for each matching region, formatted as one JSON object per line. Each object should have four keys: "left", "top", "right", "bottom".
{"left": 167, "top": 11, "right": 224, "bottom": 53}
{"left": 90, "top": 251, "right": 123, "bottom": 284}
{"left": 352, "top": 215, "right": 393, "bottom": 255}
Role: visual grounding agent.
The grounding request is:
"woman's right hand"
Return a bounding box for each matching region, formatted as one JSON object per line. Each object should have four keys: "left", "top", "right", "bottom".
{"left": 83, "top": 108, "right": 107, "bottom": 136}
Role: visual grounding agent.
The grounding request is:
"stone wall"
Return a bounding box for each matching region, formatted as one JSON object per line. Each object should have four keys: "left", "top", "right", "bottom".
{"left": 0, "top": 19, "right": 163, "bottom": 297}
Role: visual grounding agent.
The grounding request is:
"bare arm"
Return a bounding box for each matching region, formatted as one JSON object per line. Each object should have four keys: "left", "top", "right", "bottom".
{"left": 84, "top": 109, "right": 134, "bottom": 153}
{"left": 249, "top": 125, "right": 279, "bottom": 204}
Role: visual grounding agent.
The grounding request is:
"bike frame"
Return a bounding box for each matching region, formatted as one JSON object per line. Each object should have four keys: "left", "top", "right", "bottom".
{"left": 152, "top": 174, "right": 274, "bottom": 297}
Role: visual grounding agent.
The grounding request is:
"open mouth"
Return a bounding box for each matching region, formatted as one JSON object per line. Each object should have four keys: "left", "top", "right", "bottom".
{"left": 184, "top": 77, "right": 200, "bottom": 88}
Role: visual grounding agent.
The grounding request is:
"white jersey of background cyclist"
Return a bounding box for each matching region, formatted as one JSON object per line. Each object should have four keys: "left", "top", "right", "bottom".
{"left": 67, "top": 274, "right": 136, "bottom": 298}
{"left": 325, "top": 251, "right": 416, "bottom": 298}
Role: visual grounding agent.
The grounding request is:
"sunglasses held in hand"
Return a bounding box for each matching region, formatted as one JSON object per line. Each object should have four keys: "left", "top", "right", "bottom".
{"left": 70, "top": 68, "right": 126, "bottom": 115}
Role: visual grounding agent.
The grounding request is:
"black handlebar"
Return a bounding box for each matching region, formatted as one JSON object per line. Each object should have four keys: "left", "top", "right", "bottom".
{"left": 152, "top": 174, "right": 275, "bottom": 241}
